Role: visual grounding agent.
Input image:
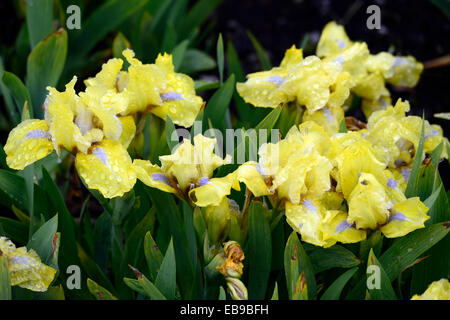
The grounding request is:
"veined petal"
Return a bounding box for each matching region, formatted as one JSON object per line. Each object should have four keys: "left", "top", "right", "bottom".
{"left": 380, "top": 197, "right": 429, "bottom": 238}
{"left": 133, "top": 159, "right": 177, "bottom": 194}
{"left": 75, "top": 139, "right": 136, "bottom": 198}
{"left": 4, "top": 119, "right": 53, "bottom": 170}
{"left": 189, "top": 172, "right": 240, "bottom": 207}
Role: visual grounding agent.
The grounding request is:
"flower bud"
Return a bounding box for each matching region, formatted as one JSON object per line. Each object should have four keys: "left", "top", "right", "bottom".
{"left": 226, "top": 277, "right": 248, "bottom": 300}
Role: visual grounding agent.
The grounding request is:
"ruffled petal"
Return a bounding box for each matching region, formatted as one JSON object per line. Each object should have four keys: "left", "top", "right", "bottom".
{"left": 285, "top": 200, "right": 336, "bottom": 248}
{"left": 121, "top": 49, "right": 166, "bottom": 114}
{"left": 1, "top": 237, "right": 56, "bottom": 292}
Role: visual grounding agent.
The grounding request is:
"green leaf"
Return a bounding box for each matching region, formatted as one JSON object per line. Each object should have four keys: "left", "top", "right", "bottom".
{"left": 87, "top": 278, "right": 118, "bottom": 300}
{"left": 147, "top": 189, "right": 201, "bottom": 299}
{"left": 27, "top": 214, "right": 58, "bottom": 269}
{"left": 0, "top": 58, "right": 20, "bottom": 125}
{"left": 248, "top": 201, "right": 272, "bottom": 299}
{"left": 308, "top": 245, "right": 361, "bottom": 273}
{"left": 2, "top": 71, "right": 32, "bottom": 116}
{"left": 339, "top": 118, "right": 348, "bottom": 133}
{"left": 0, "top": 217, "right": 29, "bottom": 245}
{"left": 366, "top": 249, "right": 397, "bottom": 300}
{"left": 155, "top": 238, "right": 176, "bottom": 300}
{"left": 165, "top": 115, "right": 178, "bottom": 152}
{"left": 171, "top": 39, "right": 190, "bottom": 72}
{"left": 179, "top": 49, "right": 216, "bottom": 74}
{"left": 320, "top": 267, "right": 358, "bottom": 300}
{"left": 219, "top": 286, "right": 226, "bottom": 300}
{"left": 26, "top": 29, "right": 68, "bottom": 118}
{"left": 0, "top": 255, "right": 11, "bottom": 300}
{"left": 347, "top": 222, "right": 450, "bottom": 299}
{"left": 405, "top": 118, "right": 425, "bottom": 197}
{"left": 77, "top": 244, "right": 116, "bottom": 295}
{"left": 70, "top": 0, "right": 148, "bottom": 58}
{"left": 112, "top": 32, "right": 131, "bottom": 60}
{"left": 23, "top": 165, "right": 36, "bottom": 236}
{"left": 217, "top": 34, "right": 224, "bottom": 84}
{"left": 194, "top": 80, "right": 220, "bottom": 92}
{"left": 124, "top": 267, "right": 166, "bottom": 300}
{"left": 247, "top": 31, "right": 272, "bottom": 70}
{"left": 284, "top": 232, "right": 316, "bottom": 300}
{"left": 0, "top": 169, "right": 28, "bottom": 211}
{"left": 202, "top": 75, "right": 235, "bottom": 131}
{"left": 271, "top": 283, "right": 279, "bottom": 300}
{"left": 41, "top": 167, "right": 79, "bottom": 285}
{"left": 26, "top": 0, "right": 53, "bottom": 48}
{"left": 410, "top": 171, "right": 450, "bottom": 296}
{"left": 177, "top": 0, "right": 222, "bottom": 39}
{"left": 144, "top": 231, "right": 163, "bottom": 282}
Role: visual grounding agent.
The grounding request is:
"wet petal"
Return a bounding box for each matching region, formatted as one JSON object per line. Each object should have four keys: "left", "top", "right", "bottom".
{"left": 4, "top": 119, "right": 53, "bottom": 170}
{"left": 133, "top": 159, "right": 177, "bottom": 194}
{"left": 321, "top": 210, "right": 367, "bottom": 244}
{"left": 380, "top": 197, "right": 429, "bottom": 238}
{"left": 75, "top": 139, "right": 136, "bottom": 198}
{"left": 118, "top": 116, "right": 136, "bottom": 149}
{"left": 121, "top": 49, "right": 166, "bottom": 114}
{"left": 189, "top": 172, "right": 240, "bottom": 207}
{"left": 285, "top": 200, "right": 336, "bottom": 248}
{"left": 1, "top": 237, "right": 56, "bottom": 292}
{"left": 236, "top": 68, "right": 292, "bottom": 108}
{"left": 347, "top": 173, "right": 391, "bottom": 229}
{"left": 237, "top": 161, "right": 271, "bottom": 197}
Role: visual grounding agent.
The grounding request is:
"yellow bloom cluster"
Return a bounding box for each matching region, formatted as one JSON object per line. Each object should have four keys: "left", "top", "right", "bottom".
{"left": 0, "top": 237, "right": 56, "bottom": 292}
{"left": 411, "top": 279, "right": 450, "bottom": 300}
{"left": 237, "top": 112, "right": 443, "bottom": 247}
{"left": 237, "top": 21, "right": 424, "bottom": 131}
{"left": 317, "top": 21, "right": 423, "bottom": 119}
{"left": 4, "top": 49, "right": 203, "bottom": 198}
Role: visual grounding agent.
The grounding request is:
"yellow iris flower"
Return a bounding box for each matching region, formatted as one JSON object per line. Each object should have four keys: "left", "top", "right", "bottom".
{"left": 134, "top": 135, "right": 238, "bottom": 207}
{"left": 411, "top": 279, "right": 450, "bottom": 300}
{"left": 317, "top": 21, "right": 423, "bottom": 118}
{"left": 0, "top": 237, "right": 56, "bottom": 292}
{"left": 366, "top": 99, "right": 448, "bottom": 169}
{"left": 236, "top": 45, "right": 302, "bottom": 108}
